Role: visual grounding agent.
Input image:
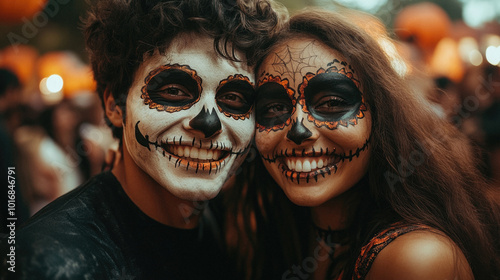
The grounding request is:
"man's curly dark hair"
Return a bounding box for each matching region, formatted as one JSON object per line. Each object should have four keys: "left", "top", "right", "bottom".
{"left": 83, "top": 0, "right": 284, "bottom": 139}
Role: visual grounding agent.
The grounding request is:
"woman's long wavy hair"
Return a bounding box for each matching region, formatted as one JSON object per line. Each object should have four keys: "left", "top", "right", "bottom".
{"left": 225, "top": 8, "right": 500, "bottom": 280}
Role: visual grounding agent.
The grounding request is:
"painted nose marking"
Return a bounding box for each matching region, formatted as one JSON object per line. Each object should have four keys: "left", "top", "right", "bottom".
{"left": 286, "top": 118, "right": 312, "bottom": 145}
{"left": 189, "top": 106, "right": 222, "bottom": 138}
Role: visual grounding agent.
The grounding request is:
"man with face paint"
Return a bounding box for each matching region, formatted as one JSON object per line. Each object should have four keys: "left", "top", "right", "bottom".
{"left": 0, "top": 1, "right": 282, "bottom": 279}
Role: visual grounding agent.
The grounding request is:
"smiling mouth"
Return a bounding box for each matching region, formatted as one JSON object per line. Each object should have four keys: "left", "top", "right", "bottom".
{"left": 160, "top": 143, "right": 231, "bottom": 174}
{"left": 163, "top": 144, "right": 227, "bottom": 162}
{"left": 278, "top": 156, "right": 340, "bottom": 183}
{"left": 261, "top": 138, "right": 370, "bottom": 183}
{"left": 284, "top": 156, "right": 339, "bottom": 172}
{"left": 135, "top": 121, "right": 248, "bottom": 174}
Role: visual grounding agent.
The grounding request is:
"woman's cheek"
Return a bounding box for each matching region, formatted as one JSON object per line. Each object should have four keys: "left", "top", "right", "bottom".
{"left": 256, "top": 131, "right": 280, "bottom": 154}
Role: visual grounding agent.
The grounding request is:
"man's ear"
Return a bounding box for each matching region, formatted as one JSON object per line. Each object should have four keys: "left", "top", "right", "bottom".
{"left": 104, "top": 89, "right": 124, "bottom": 127}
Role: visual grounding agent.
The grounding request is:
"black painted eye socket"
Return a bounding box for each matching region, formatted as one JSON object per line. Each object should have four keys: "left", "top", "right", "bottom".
{"left": 304, "top": 72, "right": 362, "bottom": 122}
{"left": 256, "top": 82, "right": 294, "bottom": 128}
{"left": 147, "top": 69, "right": 200, "bottom": 107}
{"left": 150, "top": 84, "right": 193, "bottom": 102}
{"left": 313, "top": 95, "right": 351, "bottom": 114}
{"left": 216, "top": 79, "right": 254, "bottom": 115}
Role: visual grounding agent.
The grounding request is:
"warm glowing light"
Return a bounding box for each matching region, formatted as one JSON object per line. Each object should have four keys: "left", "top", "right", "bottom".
{"left": 429, "top": 38, "right": 464, "bottom": 82}
{"left": 39, "top": 77, "right": 63, "bottom": 105}
{"left": 485, "top": 46, "right": 500, "bottom": 66}
{"left": 469, "top": 49, "right": 483, "bottom": 66}
{"left": 39, "top": 78, "right": 49, "bottom": 95}
{"left": 484, "top": 35, "right": 500, "bottom": 46}
{"left": 457, "top": 37, "right": 483, "bottom": 66}
{"left": 391, "top": 59, "right": 408, "bottom": 77}
{"left": 46, "top": 74, "right": 64, "bottom": 93}
{"left": 378, "top": 38, "right": 408, "bottom": 77}
{"left": 458, "top": 37, "right": 478, "bottom": 61}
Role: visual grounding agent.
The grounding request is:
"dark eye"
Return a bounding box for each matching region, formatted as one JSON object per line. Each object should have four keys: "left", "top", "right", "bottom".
{"left": 314, "top": 95, "right": 350, "bottom": 114}
{"left": 303, "top": 72, "right": 362, "bottom": 122}
{"left": 216, "top": 78, "right": 254, "bottom": 116}
{"left": 261, "top": 102, "right": 292, "bottom": 118}
{"left": 217, "top": 92, "right": 249, "bottom": 110}
{"left": 255, "top": 81, "right": 294, "bottom": 128}
{"left": 151, "top": 84, "right": 193, "bottom": 101}
{"left": 145, "top": 67, "right": 201, "bottom": 108}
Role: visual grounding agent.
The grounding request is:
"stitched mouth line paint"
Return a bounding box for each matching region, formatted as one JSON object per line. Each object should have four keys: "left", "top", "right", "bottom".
{"left": 260, "top": 138, "right": 370, "bottom": 183}
{"left": 135, "top": 121, "right": 249, "bottom": 174}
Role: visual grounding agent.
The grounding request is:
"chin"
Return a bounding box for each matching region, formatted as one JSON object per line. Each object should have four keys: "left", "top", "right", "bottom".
{"left": 160, "top": 175, "right": 227, "bottom": 201}
{"left": 167, "top": 185, "right": 221, "bottom": 201}
{"left": 281, "top": 185, "right": 331, "bottom": 207}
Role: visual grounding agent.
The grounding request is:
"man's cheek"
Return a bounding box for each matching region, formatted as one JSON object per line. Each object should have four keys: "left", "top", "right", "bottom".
{"left": 225, "top": 118, "right": 255, "bottom": 142}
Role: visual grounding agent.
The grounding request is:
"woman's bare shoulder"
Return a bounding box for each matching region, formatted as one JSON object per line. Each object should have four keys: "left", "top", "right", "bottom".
{"left": 365, "top": 230, "right": 473, "bottom": 280}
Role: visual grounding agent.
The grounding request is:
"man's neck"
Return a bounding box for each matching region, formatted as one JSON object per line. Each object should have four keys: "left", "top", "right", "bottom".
{"left": 112, "top": 144, "right": 203, "bottom": 229}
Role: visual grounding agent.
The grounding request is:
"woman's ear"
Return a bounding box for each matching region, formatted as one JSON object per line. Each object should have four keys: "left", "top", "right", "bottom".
{"left": 104, "top": 90, "right": 124, "bottom": 127}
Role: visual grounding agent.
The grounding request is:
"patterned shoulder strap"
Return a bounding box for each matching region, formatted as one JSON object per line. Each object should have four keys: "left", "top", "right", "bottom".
{"left": 353, "top": 222, "right": 431, "bottom": 279}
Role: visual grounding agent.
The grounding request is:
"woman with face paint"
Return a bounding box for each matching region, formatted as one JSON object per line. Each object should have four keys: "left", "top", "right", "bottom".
{"left": 3, "top": 1, "right": 285, "bottom": 279}
{"left": 225, "top": 8, "right": 500, "bottom": 280}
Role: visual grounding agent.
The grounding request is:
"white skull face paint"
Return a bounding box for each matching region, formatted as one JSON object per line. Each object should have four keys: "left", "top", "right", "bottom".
{"left": 255, "top": 38, "right": 371, "bottom": 207}
{"left": 123, "top": 33, "right": 255, "bottom": 201}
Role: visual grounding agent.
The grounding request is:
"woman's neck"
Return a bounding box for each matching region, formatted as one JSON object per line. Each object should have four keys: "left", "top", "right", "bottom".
{"left": 311, "top": 188, "right": 361, "bottom": 231}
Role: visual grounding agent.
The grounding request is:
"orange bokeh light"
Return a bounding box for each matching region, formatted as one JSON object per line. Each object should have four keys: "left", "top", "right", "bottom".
{"left": 0, "top": 0, "right": 48, "bottom": 23}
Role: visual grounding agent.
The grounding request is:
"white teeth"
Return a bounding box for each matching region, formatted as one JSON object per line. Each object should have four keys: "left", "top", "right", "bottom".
{"left": 295, "top": 161, "right": 302, "bottom": 171}
{"left": 212, "top": 150, "right": 219, "bottom": 160}
{"left": 199, "top": 149, "right": 208, "bottom": 159}
{"left": 285, "top": 157, "right": 332, "bottom": 172}
{"left": 190, "top": 147, "right": 199, "bottom": 158}
{"left": 168, "top": 145, "right": 225, "bottom": 161}
{"left": 302, "top": 160, "right": 312, "bottom": 172}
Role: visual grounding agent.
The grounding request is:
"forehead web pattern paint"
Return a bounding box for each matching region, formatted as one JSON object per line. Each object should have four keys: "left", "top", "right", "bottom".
{"left": 271, "top": 41, "right": 318, "bottom": 84}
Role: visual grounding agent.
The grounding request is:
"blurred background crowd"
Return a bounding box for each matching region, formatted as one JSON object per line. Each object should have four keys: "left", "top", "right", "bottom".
{"left": 0, "top": 0, "right": 499, "bottom": 224}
